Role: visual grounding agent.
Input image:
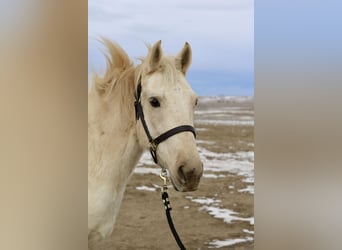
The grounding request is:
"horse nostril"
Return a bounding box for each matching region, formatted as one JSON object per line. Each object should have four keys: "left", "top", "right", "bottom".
{"left": 178, "top": 165, "right": 187, "bottom": 184}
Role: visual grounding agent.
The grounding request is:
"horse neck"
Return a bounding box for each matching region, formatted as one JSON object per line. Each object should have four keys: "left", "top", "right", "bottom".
{"left": 88, "top": 91, "right": 143, "bottom": 186}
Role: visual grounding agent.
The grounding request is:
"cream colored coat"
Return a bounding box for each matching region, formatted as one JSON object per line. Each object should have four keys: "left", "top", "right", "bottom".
{"left": 88, "top": 39, "right": 203, "bottom": 238}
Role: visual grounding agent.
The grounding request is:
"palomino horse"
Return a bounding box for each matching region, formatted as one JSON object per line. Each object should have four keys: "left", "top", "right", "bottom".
{"left": 88, "top": 39, "right": 203, "bottom": 239}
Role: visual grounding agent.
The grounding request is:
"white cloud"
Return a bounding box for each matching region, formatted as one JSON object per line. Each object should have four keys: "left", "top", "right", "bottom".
{"left": 88, "top": 0, "right": 253, "bottom": 74}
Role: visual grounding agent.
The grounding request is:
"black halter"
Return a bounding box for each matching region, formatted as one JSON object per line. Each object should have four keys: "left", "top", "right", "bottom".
{"left": 134, "top": 76, "right": 196, "bottom": 165}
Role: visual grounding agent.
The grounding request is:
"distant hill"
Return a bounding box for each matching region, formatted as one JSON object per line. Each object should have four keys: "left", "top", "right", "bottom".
{"left": 198, "top": 96, "right": 254, "bottom": 109}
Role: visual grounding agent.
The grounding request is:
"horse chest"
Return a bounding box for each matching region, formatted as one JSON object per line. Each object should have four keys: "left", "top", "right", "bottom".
{"left": 89, "top": 180, "right": 126, "bottom": 237}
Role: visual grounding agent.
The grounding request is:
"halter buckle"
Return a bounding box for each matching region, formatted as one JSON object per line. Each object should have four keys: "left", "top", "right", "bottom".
{"left": 150, "top": 141, "right": 157, "bottom": 151}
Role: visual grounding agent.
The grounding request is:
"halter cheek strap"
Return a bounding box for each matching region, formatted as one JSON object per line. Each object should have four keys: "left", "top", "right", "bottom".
{"left": 134, "top": 76, "right": 196, "bottom": 164}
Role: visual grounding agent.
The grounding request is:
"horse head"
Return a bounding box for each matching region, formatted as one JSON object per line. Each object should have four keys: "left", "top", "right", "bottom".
{"left": 135, "top": 41, "right": 203, "bottom": 192}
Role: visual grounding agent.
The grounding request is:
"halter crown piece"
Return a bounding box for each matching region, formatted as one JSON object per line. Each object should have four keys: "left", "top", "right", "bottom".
{"left": 134, "top": 76, "right": 196, "bottom": 165}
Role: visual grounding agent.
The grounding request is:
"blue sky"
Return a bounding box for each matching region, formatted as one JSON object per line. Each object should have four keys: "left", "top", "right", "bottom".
{"left": 88, "top": 0, "right": 254, "bottom": 96}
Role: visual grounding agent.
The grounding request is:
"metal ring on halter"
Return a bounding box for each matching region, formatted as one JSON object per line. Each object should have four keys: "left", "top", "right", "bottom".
{"left": 150, "top": 141, "right": 157, "bottom": 152}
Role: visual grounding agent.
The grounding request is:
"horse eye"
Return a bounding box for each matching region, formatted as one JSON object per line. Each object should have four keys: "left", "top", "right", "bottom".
{"left": 149, "top": 97, "right": 160, "bottom": 108}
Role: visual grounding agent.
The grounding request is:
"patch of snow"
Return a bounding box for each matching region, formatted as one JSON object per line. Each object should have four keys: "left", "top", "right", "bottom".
{"left": 136, "top": 186, "right": 156, "bottom": 192}
{"left": 195, "top": 110, "right": 231, "bottom": 115}
{"left": 196, "top": 119, "right": 254, "bottom": 126}
{"left": 203, "top": 173, "right": 226, "bottom": 178}
{"left": 243, "top": 229, "right": 254, "bottom": 235}
{"left": 199, "top": 96, "right": 253, "bottom": 104}
{"left": 200, "top": 206, "right": 238, "bottom": 224}
{"left": 196, "top": 140, "right": 216, "bottom": 145}
{"left": 243, "top": 176, "right": 254, "bottom": 183}
{"left": 199, "top": 147, "right": 254, "bottom": 185}
{"left": 186, "top": 196, "right": 221, "bottom": 205}
{"left": 224, "top": 110, "right": 254, "bottom": 115}
{"left": 195, "top": 109, "right": 254, "bottom": 115}
{"left": 208, "top": 237, "right": 253, "bottom": 248}
{"left": 199, "top": 147, "right": 254, "bottom": 162}
{"left": 136, "top": 151, "right": 155, "bottom": 167}
{"left": 200, "top": 206, "right": 254, "bottom": 225}
{"left": 195, "top": 128, "right": 208, "bottom": 131}
{"left": 238, "top": 185, "right": 254, "bottom": 194}
{"left": 134, "top": 152, "right": 162, "bottom": 175}
{"left": 152, "top": 184, "right": 162, "bottom": 189}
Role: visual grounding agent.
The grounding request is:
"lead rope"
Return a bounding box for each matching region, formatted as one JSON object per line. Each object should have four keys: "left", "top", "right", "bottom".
{"left": 160, "top": 169, "right": 186, "bottom": 250}
{"left": 160, "top": 168, "right": 186, "bottom": 250}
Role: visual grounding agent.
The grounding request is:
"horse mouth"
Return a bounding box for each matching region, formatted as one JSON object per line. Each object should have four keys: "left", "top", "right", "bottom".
{"left": 170, "top": 175, "right": 200, "bottom": 192}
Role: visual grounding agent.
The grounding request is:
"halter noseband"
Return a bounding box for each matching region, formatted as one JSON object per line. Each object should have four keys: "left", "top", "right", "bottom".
{"left": 134, "top": 76, "right": 196, "bottom": 164}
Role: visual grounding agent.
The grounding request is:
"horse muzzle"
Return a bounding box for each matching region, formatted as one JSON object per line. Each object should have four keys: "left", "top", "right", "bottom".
{"left": 170, "top": 162, "right": 203, "bottom": 192}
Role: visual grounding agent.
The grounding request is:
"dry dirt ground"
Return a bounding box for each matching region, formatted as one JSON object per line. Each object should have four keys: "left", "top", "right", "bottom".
{"left": 89, "top": 97, "right": 254, "bottom": 250}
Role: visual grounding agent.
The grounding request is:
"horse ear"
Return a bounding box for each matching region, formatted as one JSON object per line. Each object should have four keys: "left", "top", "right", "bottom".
{"left": 176, "top": 42, "right": 192, "bottom": 75}
{"left": 147, "top": 40, "right": 162, "bottom": 72}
